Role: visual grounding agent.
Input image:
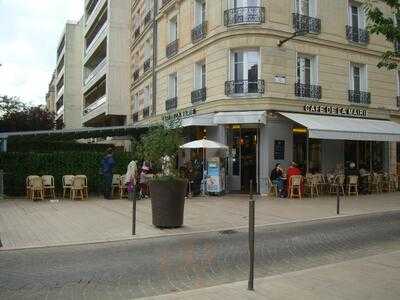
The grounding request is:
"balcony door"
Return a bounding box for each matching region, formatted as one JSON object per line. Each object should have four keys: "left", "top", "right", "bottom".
{"left": 231, "top": 49, "right": 259, "bottom": 93}
{"left": 231, "top": 0, "right": 260, "bottom": 8}
{"left": 297, "top": 55, "right": 316, "bottom": 85}
{"left": 195, "top": 0, "right": 206, "bottom": 26}
{"left": 295, "top": 0, "right": 316, "bottom": 16}
{"left": 348, "top": 3, "right": 365, "bottom": 29}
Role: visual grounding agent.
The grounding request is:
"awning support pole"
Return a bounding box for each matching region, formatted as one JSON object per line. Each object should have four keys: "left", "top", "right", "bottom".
{"left": 370, "top": 141, "right": 373, "bottom": 172}
{"left": 306, "top": 135, "right": 310, "bottom": 174}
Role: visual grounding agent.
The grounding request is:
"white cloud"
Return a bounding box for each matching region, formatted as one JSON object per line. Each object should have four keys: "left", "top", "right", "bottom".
{"left": 0, "top": 0, "right": 84, "bottom": 105}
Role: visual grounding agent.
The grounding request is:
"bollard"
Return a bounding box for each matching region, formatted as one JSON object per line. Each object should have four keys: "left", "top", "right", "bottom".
{"left": 129, "top": 185, "right": 136, "bottom": 236}
{"left": 0, "top": 169, "right": 4, "bottom": 200}
{"left": 248, "top": 180, "right": 255, "bottom": 291}
{"left": 336, "top": 184, "right": 340, "bottom": 215}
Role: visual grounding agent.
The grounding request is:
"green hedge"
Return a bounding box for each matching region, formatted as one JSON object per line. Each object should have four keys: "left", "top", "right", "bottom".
{"left": 7, "top": 141, "right": 123, "bottom": 152}
{"left": 0, "top": 152, "right": 133, "bottom": 196}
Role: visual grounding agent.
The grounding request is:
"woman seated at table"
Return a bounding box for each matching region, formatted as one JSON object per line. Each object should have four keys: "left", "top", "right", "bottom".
{"left": 270, "top": 163, "right": 285, "bottom": 197}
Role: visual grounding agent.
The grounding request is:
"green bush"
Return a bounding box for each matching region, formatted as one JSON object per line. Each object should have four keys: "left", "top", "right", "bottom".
{"left": 0, "top": 152, "right": 133, "bottom": 196}
{"left": 7, "top": 140, "right": 123, "bottom": 152}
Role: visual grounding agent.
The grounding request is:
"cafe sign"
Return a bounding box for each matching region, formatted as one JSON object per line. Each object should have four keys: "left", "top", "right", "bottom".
{"left": 304, "top": 104, "right": 368, "bottom": 117}
{"left": 162, "top": 108, "right": 196, "bottom": 129}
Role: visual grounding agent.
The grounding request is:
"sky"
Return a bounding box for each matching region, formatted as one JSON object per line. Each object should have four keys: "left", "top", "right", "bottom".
{"left": 0, "top": 0, "right": 83, "bottom": 106}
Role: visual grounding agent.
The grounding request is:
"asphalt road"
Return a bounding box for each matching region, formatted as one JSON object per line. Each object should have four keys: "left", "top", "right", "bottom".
{"left": 1, "top": 211, "right": 400, "bottom": 300}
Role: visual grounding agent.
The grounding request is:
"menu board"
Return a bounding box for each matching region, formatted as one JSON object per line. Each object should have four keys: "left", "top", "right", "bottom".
{"left": 274, "top": 140, "right": 285, "bottom": 160}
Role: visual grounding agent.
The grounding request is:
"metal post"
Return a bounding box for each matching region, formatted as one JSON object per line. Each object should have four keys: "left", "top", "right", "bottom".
{"left": 306, "top": 136, "right": 310, "bottom": 174}
{"left": 248, "top": 180, "right": 255, "bottom": 291}
{"left": 130, "top": 187, "right": 136, "bottom": 235}
{"left": 336, "top": 184, "right": 340, "bottom": 215}
{"left": 0, "top": 169, "right": 4, "bottom": 200}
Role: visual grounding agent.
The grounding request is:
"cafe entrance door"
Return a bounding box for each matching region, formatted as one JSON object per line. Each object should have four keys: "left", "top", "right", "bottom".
{"left": 227, "top": 126, "right": 258, "bottom": 193}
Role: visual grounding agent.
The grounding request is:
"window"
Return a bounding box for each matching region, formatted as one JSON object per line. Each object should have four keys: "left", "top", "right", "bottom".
{"left": 132, "top": 92, "right": 139, "bottom": 112}
{"left": 295, "top": 0, "right": 316, "bottom": 17}
{"left": 195, "top": 61, "right": 206, "bottom": 90}
{"left": 144, "top": 39, "right": 151, "bottom": 60}
{"left": 144, "top": 85, "right": 151, "bottom": 107}
{"left": 296, "top": 55, "right": 317, "bottom": 85}
{"left": 230, "top": 49, "right": 260, "bottom": 93}
{"left": 350, "top": 63, "right": 367, "bottom": 91}
{"left": 169, "top": 16, "right": 177, "bottom": 42}
{"left": 348, "top": 2, "right": 365, "bottom": 29}
{"left": 168, "top": 73, "right": 177, "bottom": 98}
{"left": 230, "top": 0, "right": 260, "bottom": 8}
{"left": 195, "top": 0, "right": 206, "bottom": 26}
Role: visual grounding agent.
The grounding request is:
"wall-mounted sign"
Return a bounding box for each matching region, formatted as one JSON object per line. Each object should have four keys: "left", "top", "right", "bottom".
{"left": 162, "top": 108, "right": 196, "bottom": 129}
{"left": 304, "top": 104, "right": 368, "bottom": 117}
{"left": 274, "top": 75, "right": 287, "bottom": 84}
{"left": 274, "top": 140, "right": 285, "bottom": 160}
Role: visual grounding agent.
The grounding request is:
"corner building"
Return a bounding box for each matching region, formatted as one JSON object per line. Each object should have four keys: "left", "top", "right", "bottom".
{"left": 132, "top": 0, "right": 400, "bottom": 193}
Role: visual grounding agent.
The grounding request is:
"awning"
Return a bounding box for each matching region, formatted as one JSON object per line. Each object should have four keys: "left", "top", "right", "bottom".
{"left": 182, "top": 111, "right": 267, "bottom": 127}
{"left": 280, "top": 112, "right": 400, "bottom": 141}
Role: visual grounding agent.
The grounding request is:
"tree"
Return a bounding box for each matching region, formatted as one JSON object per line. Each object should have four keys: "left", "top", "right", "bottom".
{"left": 364, "top": 0, "right": 400, "bottom": 69}
{"left": 0, "top": 95, "right": 55, "bottom": 132}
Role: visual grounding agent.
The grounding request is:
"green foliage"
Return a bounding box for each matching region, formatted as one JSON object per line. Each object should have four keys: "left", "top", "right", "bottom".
{"left": 136, "top": 126, "right": 183, "bottom": 173}
{"left": 364, "top": 0, "right": 400, "bottom": 69}
{"left": 0, "top": 152, "right": 133, "bottom": 196}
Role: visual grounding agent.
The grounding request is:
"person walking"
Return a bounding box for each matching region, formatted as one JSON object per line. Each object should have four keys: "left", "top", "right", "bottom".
{"left": 101, "top": 148, "right": 115, "bottom": 199}
{"left": 124, "top": 160, "right": 138, "bottom": 196}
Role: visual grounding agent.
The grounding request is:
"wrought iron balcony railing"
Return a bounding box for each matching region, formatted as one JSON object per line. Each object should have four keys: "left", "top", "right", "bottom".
{"left": 191, "top": 22, "right": 207, "bottom": 43}
{"left": 224, "top": 7, "right": 265, "bottom": 27}
{"left": 166, "top": 39, "right": 178, "bottom": 58}
{"left": 134, "top": 27, "right": 141, "bottom": 39}
{"left": 143, "top": 107, "right": 150, "bottom": 118}
{"left": 348, "top": 90, "right": 371, "bottom": 105}
{"left": 292, "top": 13, "right": 321, "bottom": 34}
{"left": 133, "top": 69, "right": 140, "bottom": 82}
{"left": 225, "top": 79, "right": 265, "bottom": 95}
{"left": 191, "top": 87, "right": 207, "bottom": 104}
{"left": 143, "top": 58, "right": 151, "bottom": 73}
{"left": 346, "top": 26, "right": 369, "bottom": 44}
{"left": 165, "top": 97, "right": 178, "bottom": 110}
{"left": 295, "top": 82, "right": 322, "bottom": 99}
{"left": 144, "top": 10, "right": 152, "bottom": 27}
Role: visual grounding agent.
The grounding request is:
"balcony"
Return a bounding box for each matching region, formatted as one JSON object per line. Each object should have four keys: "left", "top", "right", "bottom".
{"left": 133, "top": 69, "right": 140, "bottom": 82}
{"left": 84, "top": 58, "right": 107, "bottom": 86}
{"left": 225, "top": 80, "right": 265, "bottom": 95}
{"left": 83, "top": 95, "right": 107, "bottom": 115}
{"left": 134, "top": 27, "right": 141, "bottom": 40}
{"left": 165, "top": 97, "right": 178, "bottom": 111}
{"left": 348, "top": 90, "right": 371, "bottom": 105}
{"left": 56, "top": 106, "right": 64, "bottom": 119}
{"left": 292, "top": 13, "right": 321, "bottom": 34}
{"left": 57, "top": 86, "right": 65, "bottom": 98}
{"left": 85, "top": 0, "right": 101, "bottom": 26}
{"left": 224, "top": 7, "right": 265, "bottom": 27}
{"left": 143, "top": 58, "right": 151, "bottom": 73}
{"left": 143, "top": 107, "right": 150, "bottom": 118}
{"left": 166, "top": 39, "right": 178, "bottom": 58}
{"left": 144, "top": 10, "right": 152, "bottom": 27}
{"left": 295, "top": 83, "right": 322, "bottom": 99}
{"left": 191, "top": 87, "right": 207, "bottom": 104}
{"left": 85, "top": 22, "right": 108, "bottom": 56}
{"left": 191, "top": 22, "right": 207, "bottom": 43}
{"left": 346, "top": 26, "right": 369, "bottom": 44}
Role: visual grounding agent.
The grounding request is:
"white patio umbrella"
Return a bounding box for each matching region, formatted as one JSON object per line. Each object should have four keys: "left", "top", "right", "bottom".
{"left": 180, "top": 138, "right": 228, "bottom": 195}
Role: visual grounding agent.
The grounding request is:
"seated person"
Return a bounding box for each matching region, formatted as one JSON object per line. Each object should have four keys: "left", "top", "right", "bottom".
{"left": 270, "top": 163, "right": 285, "bottom": 197}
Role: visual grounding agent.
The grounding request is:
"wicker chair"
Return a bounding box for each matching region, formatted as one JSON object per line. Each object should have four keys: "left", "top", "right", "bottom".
{"left": 329, "top": 174, "right": 345, "bottom": 195}
{"left": 289, "top": 175, "right": 302, "bottom": 199}
{"left": 75, "top": 175, "right": 88, "bottom": 198}
{"left": 42, "top": 175, "right": 56, "bottom": 199}
{"left": 26, "top": 175, "right": 39, "bottom": 199}
{"left": 370, "top": 173, "right": 382, "bottom": 193}
{"left": 305, "top": 175, "right": 319, "bottom": 198}
{"left": 62, "top": 175, "right": 74, "bottom": 198}
{"left": 30, "top": 176, "right": 44, "bottom": 201}
{"left": 111, "top": 174, "right": 121, "bottom": 198}
{"left": 347, "top": 175, "right": 358, "bottom": 196}
{"left": 119, "top": 175, "right": 129, "bottom": 199}
{"left": 267, "top": 177, "right": 278, "bottom": 197}
{"left": 71, "top": 176, "right": 85, "bottom": 200}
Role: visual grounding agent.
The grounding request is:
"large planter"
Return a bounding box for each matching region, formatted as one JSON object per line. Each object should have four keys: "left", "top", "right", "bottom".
{"left": 149, "top": 178, "right": 187, "bottom": 228}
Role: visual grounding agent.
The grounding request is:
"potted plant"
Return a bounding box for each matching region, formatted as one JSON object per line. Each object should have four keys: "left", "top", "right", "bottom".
{"left": 136, "top": 126, "right": 186, "bottom": 228}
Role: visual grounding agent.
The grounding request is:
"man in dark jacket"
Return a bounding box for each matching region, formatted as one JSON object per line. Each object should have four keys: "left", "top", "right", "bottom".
{"left": 101, "top": 148, "right": 116, "bottom": 199}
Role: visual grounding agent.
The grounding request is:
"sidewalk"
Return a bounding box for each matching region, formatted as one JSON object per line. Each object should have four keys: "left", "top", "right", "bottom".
{"left": 138, "top": 251, "right": 400, "bottom": 300}
{"left": 1, "top": 192, "right": 400, "bottom": 249}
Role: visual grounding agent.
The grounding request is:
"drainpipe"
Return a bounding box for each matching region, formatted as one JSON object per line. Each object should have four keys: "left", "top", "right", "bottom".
{"left": 152, "top": 0, "right": 158, "bottom": 118}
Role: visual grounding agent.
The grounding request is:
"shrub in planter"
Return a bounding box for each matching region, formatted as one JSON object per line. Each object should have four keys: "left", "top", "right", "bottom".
{"left": 137, "top": 127, "right": 186, "bottom": 228}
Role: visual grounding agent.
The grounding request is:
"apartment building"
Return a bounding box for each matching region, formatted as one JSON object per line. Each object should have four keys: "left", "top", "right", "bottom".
{"left": 82, "top": 0, "right": 131, "bottom": 127}
{"left": 55, "top": 20, "right": 84, "bottom": 129}
{"left": 132, "top": 0, "right": 400, "bottom": 193}
{"left": 45, "top": 71, "right": 57, "bottom": 113}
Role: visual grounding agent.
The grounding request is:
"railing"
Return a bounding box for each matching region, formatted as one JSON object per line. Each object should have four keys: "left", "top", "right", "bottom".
{"left": 132, "top": 112, "right": 139, "bottom": 123}
{"left": 161, "top": 0, "right": 174, "bottom": 8}
{"left": 166, "top": 39, "right": 178, "bottom": 58}
{"left": 56, "top": 106, "right": 64, "bottom": 118}
{"left": 56, "top": 98, "right": 64, "bottom": 111}
{"left": 143, "top": 58, "right": 151, "bottom": 73}
{"left": 224, "top": 7, "right": 265, "bottom": 26}
{"left": 134, "top": 27, "right": 141, "bottom": 40}
{"left": 165, "top": 97, "right": 178, "bottom": 110}
{"left": 348, "top": 90, "right": 371, "bottom": 105}
{"left": 191, "top": 22, "right": 207, "bottom": 43}
{"left": 85, "top": 0, "right": 101, "bottom": 26}
{"left": 85, "top": 22, "right": 108, "bottom": 56}
{"left": 57, "top": 85, "right": 64, "bottom": 97}
{"left": 295, "top": 83, "right": 322, "bottom": 99}
{"left": 143, "top": 107, "right": 150, "bottom": 118}
{"left": 133, "top": 69, "right": 140, "bottom": 82}
{"left": 83, "top": 95, "right": 107, "bottom": 115}
{"left": 84, "top": 58, "right": 107, "bottom": 86}
{"left": 144, "top": 10, "right": 152, "bottom": 27}
{"left": 397, "top": 96, "right": 400, "bottom": 108}
{"left": 225, "top": 80, "right": 265, "bottom": 95}
{"left": 292, "top": 13, "right": 321, "bottom": 34}
{"left": 346, "top": 26, "right": 369, "bottom": 44}
{"left": 191, "top": 87, "right": 207, "bottom": 104}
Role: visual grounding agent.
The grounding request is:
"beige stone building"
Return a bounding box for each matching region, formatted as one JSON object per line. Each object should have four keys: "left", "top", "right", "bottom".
{"left": 55, "top": 20, "right": 84, "bottom": 129}
{"left": 45, "top": 71, "right": 57, "bottom": 113}
{"left": 132, "top": 0, "right": 400, "bottom": 193}
{"left": 82, "top": 0, "right": 131, "bottom": 127}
